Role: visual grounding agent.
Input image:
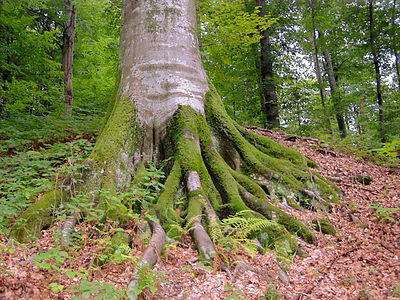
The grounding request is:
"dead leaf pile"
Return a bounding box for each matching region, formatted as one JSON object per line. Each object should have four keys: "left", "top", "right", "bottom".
{"left": 1, "top": 129, "right": 399, "bottom": 299}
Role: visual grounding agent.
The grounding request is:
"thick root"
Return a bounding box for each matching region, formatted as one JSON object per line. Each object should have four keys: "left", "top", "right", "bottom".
{"left": 61, "top": 211, "right": 79, "bottom": 245}
{"left": 9, "top": 190, "right": 64, "bottom": 243}
{"left": 10, "top": 83, "right": 339, "bottom": 299}
{"left": 127, "top": 219, "right": 166, "bottom": 300}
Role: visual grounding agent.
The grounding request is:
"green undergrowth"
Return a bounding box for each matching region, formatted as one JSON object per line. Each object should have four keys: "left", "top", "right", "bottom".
{"left": 0, "top": 112, "right": 101, "bottom": 235}
{"left": 0, "top": 111, "right": 102, "bottom": 154}
{"left": 2, "top": 161, "right": 170, "bottom": 298}
{"left": 317, "top": 134, "right": 400, "bottom": 167}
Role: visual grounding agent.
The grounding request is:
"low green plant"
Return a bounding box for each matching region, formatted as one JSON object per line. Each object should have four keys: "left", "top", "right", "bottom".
{"left": 123, "top": 161, "right": 166, "bottom": 212}
{"left": 392, "top": 282, "right": 400, "bottom": 297}
{"left": 49, "top": 282, "right": 65, "bottom": 293}
{"left": 263, "top": 285, "right": 279, "bottom": 300}
{"left": 369, "top": 203, "right": 399, "bottom": 222}
{"left": 69, "top": 280, "right": 126, "bottom": 299}
{"left": 213, "top": 210, "right": 279, "bottom": 255}
{"left": 33, "top": 247, "right": 70, "bottom": 272}
{"left": 133, "top": 265, "right": 169, "bottom": 297}
{"left": 224, "top": 283, "right": 249, "bottom": 300}
{"left": 0, "top": 138, "right": 94, "bottom": 234}
{"left": 373, "top": 140, "right": 400, "bottom": 158}
{"left": 65, "top": 267, "right": 89, "bottom": 280}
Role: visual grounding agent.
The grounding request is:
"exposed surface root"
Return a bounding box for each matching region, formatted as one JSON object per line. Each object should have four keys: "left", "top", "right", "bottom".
{"left": 61, "top": 211, "right": 79, "bottom": 245}
{"left": 9, "top": 86, "right": 339, "bottom": 298}
{"left": 127, "top": 219, "right": 166, "bottom": 300}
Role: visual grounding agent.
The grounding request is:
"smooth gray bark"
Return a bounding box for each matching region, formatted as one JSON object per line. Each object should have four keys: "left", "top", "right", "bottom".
{"left": 119, "top": 0, "right": 208, "bottom": 160}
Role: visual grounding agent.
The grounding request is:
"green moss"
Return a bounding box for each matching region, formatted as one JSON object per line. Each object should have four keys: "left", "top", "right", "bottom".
{"left": 187, "top": 191, "right": 205, "bottom": 222}
{"left": 89, "top": 74, "right": 141, "bottom": 193}
{"left": 257, "top": 226, "right": 298, "bottom": 253}
{"left": 234, "top": 123, "right": 308, "bottom": 169}
{"left": 10, "top": 190, "right": 63, "bottom": 243}
{"left": 240, "top": 190, "right": 315, "bottom": 243}
{"left": 205, "top": 85, "right": 302, "bottom": 193}
{"left": 230, "top": 169, "right": 268, "bottom": 200}
{"left": 310, "top": 171, "right": 340, "bottom": 203}
{"left": 102, "top": 70, "right": 122, "bottom": 132}
{"left": 156, "top": 162, "right": 183, "bottom": 239}
{"left": 311, "top": 218, "right": 336, "bottom": 235}
{"left": 205, "top": 84, "right": 338, "bottom": 208}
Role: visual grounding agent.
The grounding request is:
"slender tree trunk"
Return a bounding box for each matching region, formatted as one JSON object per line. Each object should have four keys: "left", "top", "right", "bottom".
{"left": 391, "top": 0, "right": 400, "bottom": 90}
{"left": 323, "top": 50, "right": 347, "bottom": 138}
{"left": 308, "top": 0, "right": 331, "bottom": 134}
{"left": 369, "top": 0, "right": 386, "bottom": 143}
{"left": 62, "top": 1, "right": 77, "bottom": 117}
{"left": 256, "top": 0, "right": 280, "bottom": 129}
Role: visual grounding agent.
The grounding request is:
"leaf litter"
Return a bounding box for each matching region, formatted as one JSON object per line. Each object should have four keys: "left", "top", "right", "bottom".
{"left": 1, "top": 128, "right": 399, "bottom": 299}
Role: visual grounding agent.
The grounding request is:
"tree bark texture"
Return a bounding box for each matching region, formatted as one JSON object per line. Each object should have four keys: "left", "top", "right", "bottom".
{"left": 62, "top": 0, "right": 77, "bottom": 116}
{"left": 256, "top": 0, "right": 280, "bottom": 129}
{"left": 369, "top": 0, "right": 386, "bottom": 143}
{"left": 308, "top": 0, "right": 332, "bottom": 134}
{"left": 119, "top": 0, "right": 208, "bottom": 161}
{"left": 391, "top": 0, "right": 400, "bottom": 90}
{"left": 323, "top": 50, "right": 347, "bottom": 138}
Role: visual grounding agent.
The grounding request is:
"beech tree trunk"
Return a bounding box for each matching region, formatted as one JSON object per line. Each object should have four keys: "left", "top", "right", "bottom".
{"left": 256, "top": 0, "right": 280, "bottom": 129}
{"left": 118, "top": 0, "right": 208, "bottom": 162}
{"left": 11, "top": 2, "right": 339, "bottom": 297}
{"left": 62, "top": 0, "right": 77, "bottom": 117}
{"left": 369, "top": 0, "right": 386, "bottom": 143}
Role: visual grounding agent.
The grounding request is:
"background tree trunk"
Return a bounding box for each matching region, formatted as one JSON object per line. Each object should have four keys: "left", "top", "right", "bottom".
{"left": 62, "top": 0, "right": 76, "bottom": 117}
{"left": 391, "top": 0, "right": 400, "bottom": 90}
{"left": 369, "top": 0, "right": 386, "bottom": 143}
{"left": 323, "top": 50, "right": 347, "bottom": 138}
{"left": 256, "top": 0, "right": 280, "bottom": 129}
{"left": 309, "top": 0, "right": 332, "bottom": 134}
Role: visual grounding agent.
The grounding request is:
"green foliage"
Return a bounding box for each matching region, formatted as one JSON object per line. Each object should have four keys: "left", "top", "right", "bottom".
{"left": 69, "top": 280, "right": 126, "bottom": 300}
{"left": 49, "top": 282, "right": 65, "bottom": 293}
{"left": 263, "top": 286, "right": 280, "bottom": 300}
{"left": 392, "top": 282, "right": 400, "bottom": 297}
{"left": 134, "top": 265, "right": 169, "bottom": 296}
{"left": 198, "top": 0, "right": 276, "bottom": 125}
{"left": 0, "top": 0, "right": 63, "bottom": 116}
{"left": 72, "top": 0, "right": 120, "bottom": 112}
{"left": 225, "top": 283, "right": 250, "bottom": 300}
{"left": 34, "top": 247, "right": 70, "bottom": 272}
{"left": 369, "top": 203, "right": 399, "bottom": 222}
{"left": 0, "top": 113, "right": 98, "bottom": 234}
{"left": 211, "top": 210, "right": 279, "bottom": 256}
{"left": 373, "top": 140, "right": 400, "bottom": 158}
{"left": 123, "top": 162, "right": 166, "bottom": 212}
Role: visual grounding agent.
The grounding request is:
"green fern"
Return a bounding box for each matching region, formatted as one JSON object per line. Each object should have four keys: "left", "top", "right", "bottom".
{"left": 216, "top": 211, "right": 275, "bottom": 255}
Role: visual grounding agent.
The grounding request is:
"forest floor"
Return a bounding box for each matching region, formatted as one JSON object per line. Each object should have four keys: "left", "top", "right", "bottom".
{"left": 1, "top": 128, "right": 400, "bottom": 299}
